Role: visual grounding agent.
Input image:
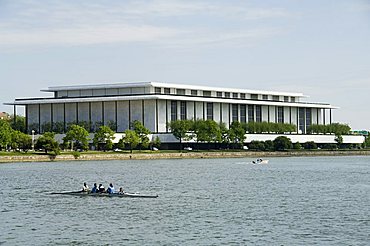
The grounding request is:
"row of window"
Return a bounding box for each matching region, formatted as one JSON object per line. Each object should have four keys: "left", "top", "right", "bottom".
{"left": 170, "top": 101, "right": 289, "bottom": 124}
{"left": 155, "top": 87, "right": 296, "bottom": 102}
{"left": 56, "top": 86, "right": 297, "bottom": 103}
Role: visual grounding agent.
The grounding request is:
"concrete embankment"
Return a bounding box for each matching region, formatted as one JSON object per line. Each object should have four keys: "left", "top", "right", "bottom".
{"left": 1, "top": 150, "right": 370, "bottom": 163}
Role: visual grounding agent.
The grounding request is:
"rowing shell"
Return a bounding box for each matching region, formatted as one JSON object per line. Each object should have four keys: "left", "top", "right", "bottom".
{"left": 50, "top": 191, "right": 158, "bottom": 198}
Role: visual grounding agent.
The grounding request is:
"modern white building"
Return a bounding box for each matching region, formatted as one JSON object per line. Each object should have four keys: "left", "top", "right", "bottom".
{"left": 8, "top": 81, "right": 337, "bottom": 136}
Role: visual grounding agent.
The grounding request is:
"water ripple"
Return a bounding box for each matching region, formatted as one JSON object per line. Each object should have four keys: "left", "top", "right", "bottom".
{"left": 0, "top": 156, "right": 369, "bottom": 245}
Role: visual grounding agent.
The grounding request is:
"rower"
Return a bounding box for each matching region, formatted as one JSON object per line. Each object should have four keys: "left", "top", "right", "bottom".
{"left": 91, "top": 183, "right": 98, "bottom": 193}
{"left": 107, "top": 183, "right": 115, "bottom": 194}
{"left": 82, "top": 182, "right": 89, "bottom": 192}
{"left": 98, "top": 184, "right": 105, "bottom": 193}
{"left": 118, "top": 187, "right": 125, "bottom": 194}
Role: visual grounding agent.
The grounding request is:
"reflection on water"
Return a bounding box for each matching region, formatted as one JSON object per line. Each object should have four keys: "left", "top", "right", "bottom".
{"left": 1, "top": 156, "right": 369, "bottom": 245}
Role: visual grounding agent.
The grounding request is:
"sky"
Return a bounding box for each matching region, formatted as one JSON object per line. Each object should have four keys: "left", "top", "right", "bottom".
{"left": 0, "top": 0, "right": 369, "bottom": 129}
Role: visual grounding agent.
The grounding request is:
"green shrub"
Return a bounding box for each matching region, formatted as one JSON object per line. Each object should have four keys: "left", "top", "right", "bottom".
{"left": 273, "top": 136, "right": 292, "bottom": 151}
{"left": 248, "top": 141, "right": 265, "bottom": 151}
{"left": 292, "top": 142, "right": 301, "bottom": 150}
{"left": 303, "top": 141, "right": 317, "bottom": 150}
{"left": 321, "top": 143, "right": 338, "bottom": 150}
{"left": 264, "top": 140, "right": 274, "bottom": 151}
{"left": 72, "top": 151, "right": 81, "bottom": 159}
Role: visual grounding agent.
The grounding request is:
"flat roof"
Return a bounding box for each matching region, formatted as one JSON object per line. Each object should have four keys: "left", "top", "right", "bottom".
{"left": 42, "top": 81, "right": 306, "bottom": 98}
{"left": 6, "top": 94, "right": 338, "bottom": 109}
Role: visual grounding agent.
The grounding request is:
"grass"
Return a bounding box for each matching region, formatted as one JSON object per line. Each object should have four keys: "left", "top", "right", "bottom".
{"left": 1, "top": 148, "right": 369, "bottom": 157}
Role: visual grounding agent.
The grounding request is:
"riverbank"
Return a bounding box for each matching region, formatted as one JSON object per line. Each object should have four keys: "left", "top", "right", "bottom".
{"left": 1, "top": 150, "right": 370, "bottom": 163}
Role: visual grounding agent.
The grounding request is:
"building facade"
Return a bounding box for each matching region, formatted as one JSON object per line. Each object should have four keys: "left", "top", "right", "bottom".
{"left": 8, "top": 82, "right": 336, "bottom": 134}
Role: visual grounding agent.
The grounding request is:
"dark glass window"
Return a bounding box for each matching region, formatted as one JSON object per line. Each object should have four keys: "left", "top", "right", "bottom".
{"left": 291, "top": 97, "right": 296, "bottom": 102}
{"left": 240, "top": 93, "right": 246, "bottom": 99}
{"left": 299, "top": 108, "right": 305, "bottom": 133}
{"left": 284, "top": 96, "right": 289, "bottom": 102}
{"left": 232, "top": 93, "right": 238, "bottom": 98}
{"left": 272, "top": 95, "right": 280, "bottom": 101}
{"left": 277, "top": 106, "right": 284, "bottom": 123}
{"left": 262, "top": 95, "right": 268, "bottom": 100}
{"left": 240, "top": 105, "right": 246, "bottom": 123}
{"left": 232, "top": 104, "right": 238, "bottom": 122}
{"left": 164, "top": 88, "right": 171, "bottom": 94}
{"left": 225, "top": 92, "right": 230, "bottom": 98}
{"left": 256, "top": 105, "right": 262, "bottom": 122}
{"left": 248, "top": 105, "right": 254, "bottom": 122}
{"left": 206, "top": 103, "right": 213, "bottom": 120}
{"left": 171, "top": 101, "right": 177, "bottom": 122}
{"left": 217, "top": 92, "right": 222, "bottom": 97}
{"left": 203, "top": 91, "right": 211, "bottom": 97}
{"left": 177, "top": 89, "right": 185, "bottom": 95}
{"left": 191, "top": 90, "right": 198, "bottom": 96}
{"left": 155, "top": 87, "right": 161, "bottom": 94}
{"left": 251, "top": 94, "right": 258, "bottom": 100}
{"left": 180, "top": 101, "right": 186, "bottom": 120}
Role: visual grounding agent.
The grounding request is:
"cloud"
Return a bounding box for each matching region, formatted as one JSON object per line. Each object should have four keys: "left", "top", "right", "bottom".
{"left": 0, "top": 0, "right": 292, "bottom": 49}
{"left": 0, "top": 25, "right": 179, "bottom": 46}
{"left": 162, "top": 28, "right": 285, "bottom": 49}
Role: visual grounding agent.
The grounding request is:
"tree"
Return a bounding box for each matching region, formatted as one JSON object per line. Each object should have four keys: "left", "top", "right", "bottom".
{"left": 228, "top": 121, "right": 246, "bottom": 149}
{"left": 364, "top": 137, "right": 370, "bottom": 148}
{"left": 77, "top": 121, "right": 91, "bottom": 132}
{"left": 204, "top": 120, "right": 221, "bottom": 148}
{"left": 273, "top": 136, "right": 292, "bottom": 151}
{"left": 219, "top": 122, "right": 230, "bottom": 147}
{"left": 63, "top": 124, "right": 90, "bottom": 151}
{"left": 119, "top": 129, "right": 140, "bottom": 153}
{"left": 245, "top": 122, "right": 295, "bottom": 134}
{"left": 10, "top": 130, "right": 32, "bottom": 152}
{"left": 35, "top": 132, "right": 60, "bottom": 154}
{"left": 334, "top": 134, "right": 343, "bottom": 148}
{"left": 132, "top": 120, "right": 151, "bottom": 150}
{"left": 192, "top": 119, "right": 207, "bottom": 145}
{"left": 41, "top": 122, "right": 53, "bottom": 133}
{"left": 52, "top": 122, "right": 65, "bottom": 134}
{"left": 191, "top": 120, "right": 221, "bottom": 149}
{"left": 168, "top": 120, "right": 193, "bottom": 150}
{"left": 93, "top": 125, "right": 115, "bottom": 151}
{"left": 10, "top": 115, "right": 26, "bottom": 133}
{"left": 0, "top": 120, "right": 12, "bottom": 150}
{"left": 106, "top": 120, "right": 117, "bottom": 132}
{"left": 308, "top": 123, "right": 351, "bottom": 135}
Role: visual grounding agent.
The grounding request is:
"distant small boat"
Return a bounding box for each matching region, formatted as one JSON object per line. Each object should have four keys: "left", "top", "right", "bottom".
{"left": 252, "top": 159, "right": 269, "bottom": 164}
{"left": 51, "top": 191, "right": 158, "bottom": 198}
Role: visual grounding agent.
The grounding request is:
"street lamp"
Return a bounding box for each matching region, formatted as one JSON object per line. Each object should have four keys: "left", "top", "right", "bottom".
{"left": 31, "top": 130, "right": 35, "bottom": 151}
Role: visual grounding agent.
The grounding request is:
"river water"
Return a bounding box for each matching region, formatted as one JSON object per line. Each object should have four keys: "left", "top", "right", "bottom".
{"left": 1, "top": 156, "right": 369, "bottom": 245}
